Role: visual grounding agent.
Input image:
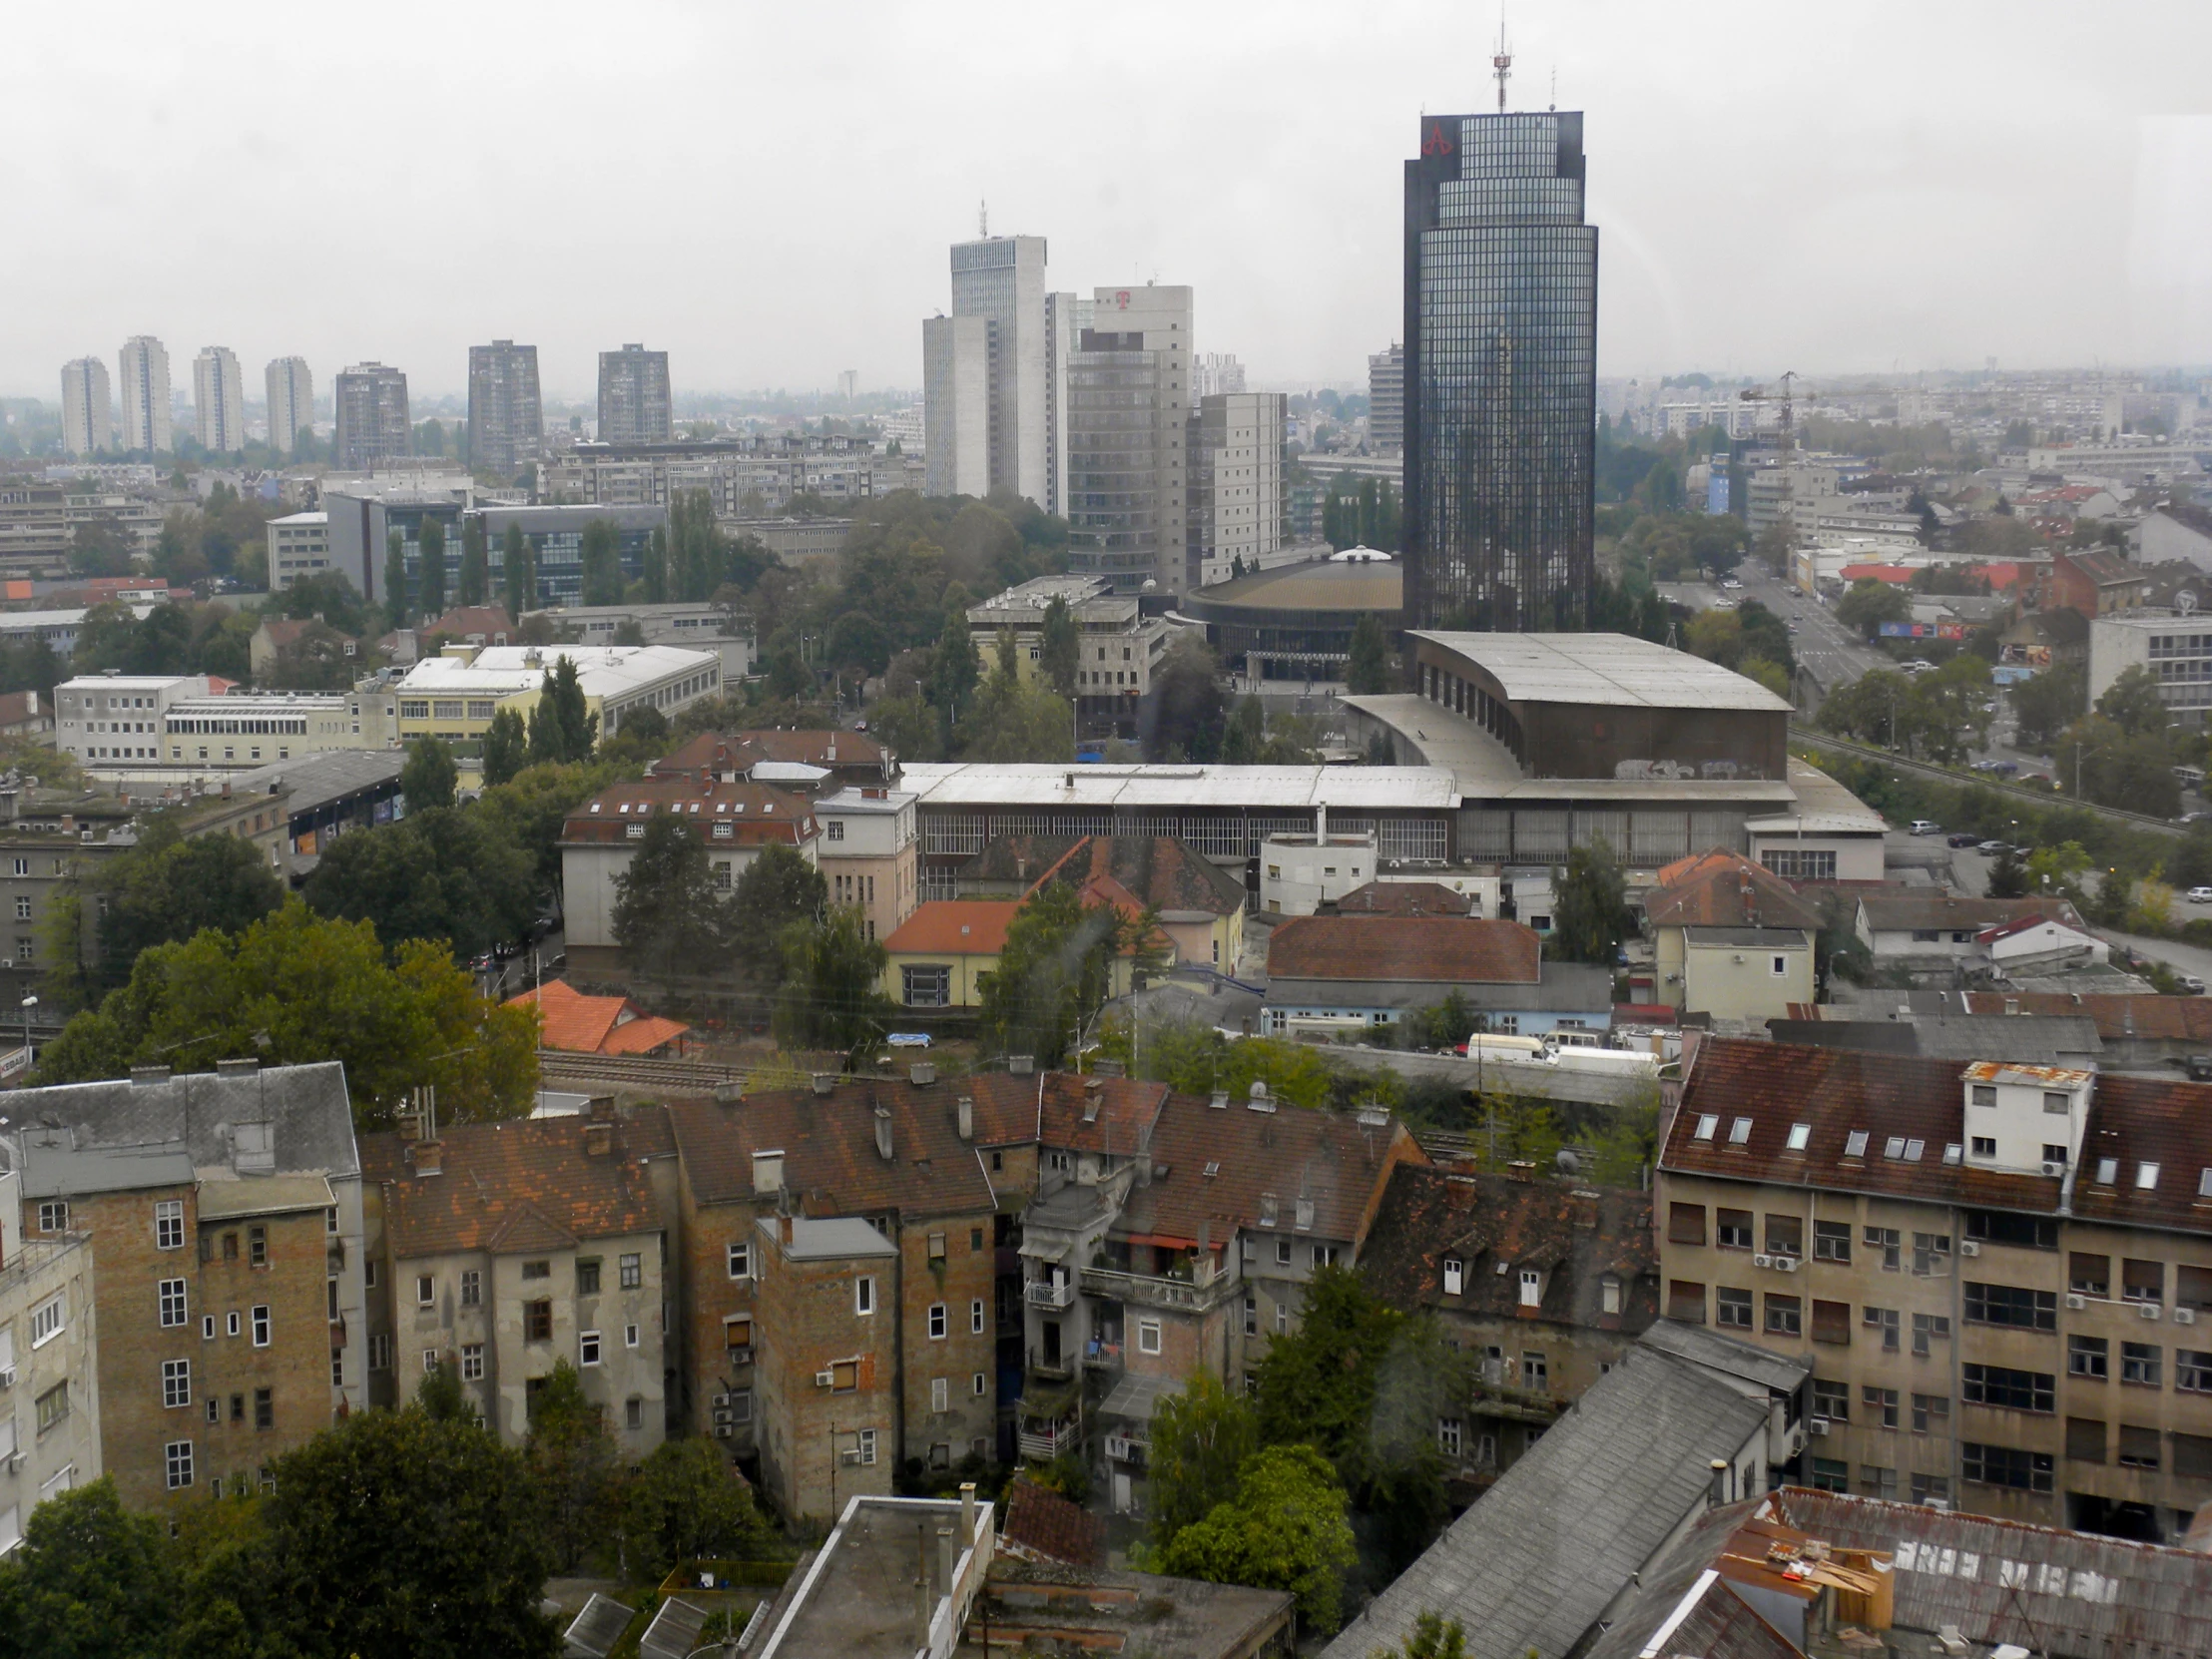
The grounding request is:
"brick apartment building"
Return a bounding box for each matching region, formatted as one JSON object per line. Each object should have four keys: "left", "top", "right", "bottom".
{"left": 1660, "top": 1038, "right": 2212, "bottom": 1540}
{"left": 12, "top": 1062, "right": 366, "bottom": 1506}
{"left": 357, "top": 1103, "right": 681, "bottom": 1454}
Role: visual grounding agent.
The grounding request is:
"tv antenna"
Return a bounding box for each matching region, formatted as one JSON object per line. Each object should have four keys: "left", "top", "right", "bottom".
{"left": 978, "top": 200, "right": 988, "bottom": 238}
{"left": 1492, "top": 13, "right": 1513, "bottom": 112}
{"left": 1549, "top": 66, "right": 1557, "bottom": 111}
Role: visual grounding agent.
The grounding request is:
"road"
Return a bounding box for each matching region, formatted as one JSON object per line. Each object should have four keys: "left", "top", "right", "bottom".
{"left": 1727, "top": 561, "right": 1891, "bottom": 696}
{"left": 1326, "top": 1043, "right": 1658, "bottom": 1107}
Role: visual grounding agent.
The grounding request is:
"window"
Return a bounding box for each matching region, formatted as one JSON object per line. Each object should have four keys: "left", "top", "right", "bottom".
{"left": 1760, "top": 1290, "right": 1805, "bottom": 1338}
{"left": 1963, "top": 1211, "right": 2057, "bottom": 1251}
{"left": 1813, "top": 1380, "right": 1850, "bottom": 1421}
{"left": 1861, "top": 1465, "right": 1898, "bottom": 1500}
{"left": 254, "top": 1387, "right": 273, "bottom": 1430}
{"left": 1717, "top": 1287, "right": 1753, "bottom": 1328}
{"left": 971, "top": 1300, "right": 986, "bottom": 1335}
{"left": 2068, "top": 1415, "right": 2108, "bottom": 1462}
{"left": 1844, "top": 1130, "right": 1870, "bottom": 1158}
{"left": 36, "top": 1201, "right": 65, "bottom": 1234}
{"left": 1965, "top": 1282, "right": 2056, "bottom": 1331}
{"left": 1971, "top": 1136, "right": 1996, "bottom": 1157}
{"left": 855, "top": 1428, "right": 877, "bottom": 1465}
{"left": 625, "top": 1396, "right": 643, "bottom": 1430}
{"left": 1911, "top": 1232, "right": 1950, "bottom": 1277}
{"left": 165, "top": 1440, "right": 194, "bottom": 1491}
{"left": 364, "top": 1261, "right": 376, "bottom": 1290}
{"left": 2180, "top": 1351, "right": 2212, "bottom": 1393}
{"left": 2122, "top": 1259, "right": 2165, "bottom": 1304}
{"left": 1912, "top": 1392, "right": 1948, "bottom": 1433}
{"left": 1865, "top": 1227, "right": 1901, "bottom": 1271}
{"left": 1716, "top": 1209, "right": 1753, "bottom": 1250}
{"left": 1313, "top": 1244, "right": 1341, "bottom": 1269}
{"left": 521, "top": 1260, "right": 550, "bottom": 1281}
{"left": 727, "top": 1242, "right": 752, "bottom": 1279}
{"left": 1667, "top": 1281, "right": 1705, "bottom": 1323}
{"left": 2069, "top": 1335, "right": 2110, "bottom": 1379}
{"left": 30, "top": 1295, "right": 64, "bottom": 1349}
{"left": 415, "top": 1275, "right": 435, "bottom": 1308}
{"left": 1787, "top": 1122, "right": 1811, "bottom": 1151}
{"left": 159, "top": 1279, "right": 188, "bottom": 1329}
{"left": 162, "top": 1359, "right": 191, "bottom": 1407}
{"left": 1244, "top": 1296, "right": 1258, "bottom": 1337}
{"left": 1864, "top": 1386, "right": 1900, "bottom": 1428}
{"left": 248, "top": 1225, "right": 266, "bottom": 1267}
{"left": 930, "top": 1376, "right": 948, "bottom": 1413}
{"left": 1813, "top": 1300, "right": 1852, "bottom": 1345}
{"left": 1963, "top": 1365, "right": 2055, "bottom": 1412}
{"left": 525, "top": 1301, "right": 551, "bottom": 1343}
{"left": 1864, "top": 1306, "right": 1900, "bottom": 1351}
{"left": 580, "top": 1331, "right": 601, "bottom": 1367}
{"left": 1814, "top": 1221, "right": 1851, "bottom": 1264}
{"left": 1138, "top": 1319, "right": 1162, "bottom": 1356}
{"left": 202, "top": 1315, "right": 215, "bottom": 1340}
{"left": 576, "top": 1259, "right": 601, "bottom": 1296}
{"left": 901, "top": 964, "right": 951, "bottom": 1007}
{"left": 155, "top": 1200, "right": 184, "bottom": 1251}
{"left": 855, "top": 1277, "right": 875, "bottom": 1317}
{"left": 2123, "top": 1343, "right": 2161, "bottom": 1386}
{"left": 927, "top": 1304, "right": 947, "bottom": 1340}
{"left": 368, "top": 1334, "right": 392, "bottom": 1372}
{"left": 459, "top": 1270, "right": 480, "bottom": 1308}
{"left": 1276, "top": 1238, "right": 1293, "bottom": 1266}
{"left": 619, "top": 1254, "right": 642, "bottom": 1289}
{"left": 2119, "top": 1424, "right": 2162, "bottom": 1470}
{"left": 331, "top": 1352, "right": 343, "bottom": 1387}
{"left": 1912, "top": 1312, "right": 1950, "bottom": 1357}
{"left": 227, "top": 1312, "right": 240, "bottom": 1338}
{"left": 1441, "top": 1257, "right": 1465, "bottom": 1295}
{"left": 1810, "top": 1457, "right": 1850, "bottom": 1492}
{"left": 1772, "top": 955, "right": 1789, "bottom": 976}
{"left": 1766, "top": 1215, "right": 1803, "bottom": 1258}
{"left": 1693, "top": 1115, "right": 1719, "bottom": 1141}
{"left": 2070, "top": 1252, "right": 2111, "bottom": 1298}
{"left": 1518, "top": 1268, "right": 1541, "bottom": 1308}
{"left": 1601, "top": 1276, "right": 1622, "bottom": 1316}
{"left": 1729, "top": 1118, "right": 1753, "bottom": 1146}
{"left": 461, "top": 1344, "right": 483, "bottom": 1381}
{"left": 1523, "top": 1352, "right": 1548, "bottom": 1389}
{"left": 421, "top": 1350, "right": 439, "bottom": 1376}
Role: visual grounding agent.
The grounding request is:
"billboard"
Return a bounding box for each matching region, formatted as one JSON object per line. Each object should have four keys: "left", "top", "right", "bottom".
{"left": 1878, "top": 622, "right": 1966, "bottom": 641}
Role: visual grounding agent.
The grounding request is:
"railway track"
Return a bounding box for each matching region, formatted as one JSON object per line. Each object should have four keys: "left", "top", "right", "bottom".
{"left": 1792, "top": 729, "right": 2183, "bottom": 836}
{"left": 535, "top": 1050, "right": 756, "bottom": 1093}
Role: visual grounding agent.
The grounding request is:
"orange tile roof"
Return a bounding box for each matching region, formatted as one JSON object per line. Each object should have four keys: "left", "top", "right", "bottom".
{"left": 1644, "top": 850, "right": 1820, "bottom": 932}
{"left": 1268, "top": 915, "right": 1541, "bottom": 984}
{"left": 560, "top": 776, "right": 818, "bottom": 848}
{"left": 881, "top": 900, "right": 1019, "bottom": 956}
{"left": 506, "top": 979, "right": 690, "bottom": 1056}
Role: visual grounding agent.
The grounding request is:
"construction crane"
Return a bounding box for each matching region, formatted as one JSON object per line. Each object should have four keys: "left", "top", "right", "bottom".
{"left": 1738, "top": 372, "right": 1804, "bottom": 585}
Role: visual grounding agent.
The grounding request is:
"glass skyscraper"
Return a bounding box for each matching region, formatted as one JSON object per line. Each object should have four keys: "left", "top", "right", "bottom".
{"left": 1403, "top": 111, "right": 1597, "bottom": 632}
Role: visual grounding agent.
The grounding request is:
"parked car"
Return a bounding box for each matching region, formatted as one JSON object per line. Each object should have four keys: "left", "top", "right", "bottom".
{"left": 2187, "top": 887, "right": 2212, "bottom": 904}
{"left": 1946, "top": 831, "right": 1982, "bottom": 847}
{"left": 1977, "top": 840, "right": 2011, "bottom": 855}
{"left": 2187, "top": 977, "right": 2208, "bottom": 996}
{"left": 1909, "top": 821, "right": 1943, "bottom": 836}
{"left": 2189, "top": 1054, "right": 2212, "bottom": 1082}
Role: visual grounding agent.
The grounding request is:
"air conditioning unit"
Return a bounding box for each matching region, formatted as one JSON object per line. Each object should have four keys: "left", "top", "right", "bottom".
{"left": 2066, "top": 1294, "right": 2087, "bottom": 1311}
{"left": 1808, "top": 1416, "right": 1831, "bottom": 1435}
{"left": 1774, "top": 1256, "right": 1800, "bottom": 1274}
{"left": 2041, "top": 1161, "right": 2065, "bottom": 1177}
{"left": 840, "top": 1450, "right": 862, "bottom": 1466}
{"left": 2140, "top": 1302, "right": 2162, "bottom": 1322}
{"left": 1959, "top": 1240, "right": 1981, "bottom": 1258}
{"left": 0, "top": 1366, "right": 15, "bottom": 1390}
{"left": 712, "top": 1392, "right": 733, "bottom": 1408}
{"left": 2176, "top": 1307, "right": 2197, "bottom": 1326}
{"left": 815, "top": 1370, "right": 836, "bottom": 1387}
{"left": 1753, "top": 1254, "right": 1773, "bottom": 1269}
{"left": 713, "top": 1421, "right": 734, "bottom": 1439}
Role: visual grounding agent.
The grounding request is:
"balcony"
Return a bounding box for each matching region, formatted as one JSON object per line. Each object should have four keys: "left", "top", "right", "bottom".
{"left": 1104, "top": 1431, "right": 1148, "bottom": 1465}
{"left": 1018, "top": 1417, "right": 1082, "bottom": 1461}
{"left": 1079, "top": 1265, "right": 1234, "bottom": 1314}
{"left": 1026, "top": 1278, "right": 1077, "bottom": 1311}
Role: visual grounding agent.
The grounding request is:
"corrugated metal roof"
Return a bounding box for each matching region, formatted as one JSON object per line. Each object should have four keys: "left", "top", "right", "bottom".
{"left": 1411, "top": 631, "right": 1796, "bottom": 712}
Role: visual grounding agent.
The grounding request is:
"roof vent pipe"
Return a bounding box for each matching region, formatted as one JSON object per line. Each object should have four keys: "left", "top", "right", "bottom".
{"left": 874, "top": 1107, "right": 894, "bottom": 1163}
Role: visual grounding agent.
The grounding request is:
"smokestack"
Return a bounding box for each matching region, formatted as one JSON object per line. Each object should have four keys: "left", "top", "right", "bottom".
{"left": 1709, "top": 1458, "right": 1729, "bottom": 1504}
{"left": 583, "top": 1120, "right": 613, "bottom": 1157}
{"left": 874, "top": 1107, "right": 893, "bottom": 1163}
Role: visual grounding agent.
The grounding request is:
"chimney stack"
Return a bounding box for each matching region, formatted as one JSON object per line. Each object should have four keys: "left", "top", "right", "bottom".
{"left": 412, "top": 1141, "right": 443, "bottom": 1178}
{"left": 874, "top": 1107, "right": 894, "bottom": 1163}
{"left": 935, "top": 1517, "right": 956, "bottom": 1599}
{"left": 1506, "top": 1159, "right": 1535, "bottom": 1184}
{"left": 956, "top": 1096, "right": 973, "bottom": 1141}
{"left": 779, "top": 1210, "right": 794, "bottom": 1246}
{"left": 582, "top": 1121, "right": 613, "bottom": 1158}
{"left": 960, "top": 1480, "right": 976, "bottom": 1542}
{"left": 914, "top": 1527, "right": 933, "bottom": 1650}
{"left": 1709, "top": 1458, "right": 1730, "bottom": 1504}
{"left": 753, "top": 1149, "right": 785, "bottom": 1195}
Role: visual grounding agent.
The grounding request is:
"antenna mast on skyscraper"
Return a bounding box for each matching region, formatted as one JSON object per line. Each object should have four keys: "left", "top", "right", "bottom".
{"left": 979, "top": 201, "right": 988, "bottom": 238}
{"left": 1492, "top": 12, "right": 1513, "bottom": 113}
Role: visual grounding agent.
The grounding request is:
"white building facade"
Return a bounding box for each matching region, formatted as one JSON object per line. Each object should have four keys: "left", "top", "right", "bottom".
{"left": 193, "top": 346, "right": 246, "bottom": 454}
{"left": 265, "top": 357, "right": 312, "bottom": 455}
{"left": 117, "top": 336, "right": 172, "bottom": 455}
{"left": 59, "top": 358, "right": 111, "bottom": 458}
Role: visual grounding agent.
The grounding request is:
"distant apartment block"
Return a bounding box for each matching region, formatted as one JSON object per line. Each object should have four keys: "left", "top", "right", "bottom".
{"left": 117, "top": 335, "right": 172, "bottom": 455}
{"left": 332, "top": 363, "right": 411, "bottom": 470}
{"left": 597, "top": 344, "right": 672, "bottom": 444}
{"left": 1369, "top": 343, "right": 1403, "bottom": 452}
{"left": 1189, "top": 391, "right": 1285, "bottom": 588}
{"left": 265, "top": 357, "right": 313, "bottom": 454}
{"left": 1066, "top": 284, "right": 1195, "bottom": 594}
{"left": 59, "top": 358, "right": 112, "bottom": 457}
{"left": 192, "top": 346, "right": 246, "bottom": 454}
{"left": 266, "top": 510, "right": 330, "bottom": 591}
{"left": 1192, "top": 352, "right": 1246, "bottom": 399}
{"left": 922, "top": 314, "right": 991, "bottom": 498}
{"left": 466, "top": 340, "right": 542, "bottom": 478}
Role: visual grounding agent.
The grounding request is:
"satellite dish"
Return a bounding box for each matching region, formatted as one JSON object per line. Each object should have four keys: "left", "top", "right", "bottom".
{"left": 2180, "top": 590, "right": 2199, "bottom": 616}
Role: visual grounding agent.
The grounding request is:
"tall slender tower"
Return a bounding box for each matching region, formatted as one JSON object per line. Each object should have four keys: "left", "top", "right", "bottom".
{"left": 1402, "top": 105, "right": 1597, "bottom": 632}
{"left": 948, "top": 234, "right": 1048, "bottom": 505}
{"left": 596, "top": 344, "right": 671, "bottom": 443}
{"left": 117, "top": 335, "right": 173, "bottom": 455}
{"left": 1064, "top": 284, "right": 1194, "bottom": 595}
{"left": 266, "top": 357, "right": 313, "bottom": 454}
{"left": 332, "top": 362, "right": 411, "bottom": 469}
{"left": 60, "top": 358, "right": 112, "bottom": 457}
{"left": 193, "top": 346, "right": 246, "bottom": 453}
{"left": 467, "top": 340, "right": 543, "bottom": 476}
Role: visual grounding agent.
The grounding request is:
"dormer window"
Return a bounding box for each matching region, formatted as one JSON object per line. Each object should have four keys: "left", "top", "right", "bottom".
{"left": 2138, "top": 1163, "right": 2161, "bottom": 1190}
{"left": 1518, "top": 1268, "right": 1541, "bottom": 1308}
{"left": 1442, "top": 1258, "right": 1463, "bottom": 1296}
{"left": 1845, "top": 1130, "right": 1870, "bottom": 1158}
{"left": 2097, "top": 1158, "right": 2118, "bottom": 1184}
{"left": 1601, "top": 1275, "right": 1622, "bottom": 1316}
{"left": 1786, "top": 1123, "right": 1811, "bottom": 1151}
{"left": 1728, "top": 1118, "right": 1753, "bottom": 1146}
{"left": 1693, "top": 1115, "right": 1719, "bottom": 1141}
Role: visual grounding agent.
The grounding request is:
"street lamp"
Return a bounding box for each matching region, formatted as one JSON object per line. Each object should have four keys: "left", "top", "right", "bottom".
{"left": 19, "top": 994, "right": 34, "bottom": 1064}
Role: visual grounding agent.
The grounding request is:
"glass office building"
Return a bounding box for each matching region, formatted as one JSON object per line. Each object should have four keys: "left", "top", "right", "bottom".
{"left": 1403, "top": 111, "right": 1597, "bottom": 632}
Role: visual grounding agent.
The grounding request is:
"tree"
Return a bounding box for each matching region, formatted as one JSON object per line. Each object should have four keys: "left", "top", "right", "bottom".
{"left": 957, "top": 671, "right": 1074, "bottom": 763}
{"left": 1347, "top": 613, "right": 1392, "bottom": 694}
{"left": 401, "top": 736, "right": 458, "bottom": 812}
{"left": 580, "top": 518, "right": 623, "bottom": 606}
{"left": 1146, "top": 635, "right": 1227, "bottom": 761}
{"left": 729, "top": 840, "right": 828, "bottom": 987}
{"left": 1147, "top": 1372, "right": 1259, "bottom": 1552}
{"left": 0, "top": 1478, "right": 174, "bottom": 1659}
{"left": 384, "top": 528, "right": 411, "bottom": 628}
{"left": 1986, "top": 845, "right": 2029, "bottom": 898}
{"left": 979, "top": 881, "right": 1134, "bottom": 1066}
{"left": 480, "top": 707, "right": 529, "bottom": 789}
{"left": 66, "top": 517, "right": 135, "bottom": 578}
{"left": 774, "top": 905, "right": 892, "bottom": 1053}
{"left": 1834, "top": 578, "right": 1912, "bottom": 640}
{"left": 304, "top": 806, "right": 538, "bottom": 963}
{"left": 417, "top": 516, "right": 448, "bottom": 620}
{"left": 68, "top": 821, "right": 284, "bottom": 998}
{"left": 199, "top": 1403, "right": 560, "bottom": 1659}
{"left": 644, "top": 524, "right": 669, "bottom": 604}
{"left": 34, "top": 902, "right": 539, "bottom": 1129}
{"left": 526, "top": 1359, "right": 618, "bottom": 1572}
{"left": 611, "top": 816, "right": 734, "bottom": 981}
{"left": 502, "top": 522, "right": 533, "bottom": 618}
{"left": 457, "top": 516, "right": 488, "bottom": 608}
{"left": 1039, "top": 595, "right": 1081, "bottom": 698}
{"left": 1153, "top": 1444, "right": 1357, "bottom": 1635}
{"left": 527, "top": 658, "right": 597, "bottom": 764}
{"left": 929, "top": 601, "right": 981, "bottom": 734}
{"left": 415, "top": 1359, "right": 475, "bottom": 1422}
{"left": 2010, "top": 662, "right": 2085, "bottom": 751}
{"left": 2057, "top": 713, "right": 2179, "bottom": 817}
{"left": 1552, "top": 836, "right": 1631, "bottom": 965}
{"left": 619, "top": 1437, "right": 772, "bottom": 1581}
{"left": 2096, "top": 664, "right": 2168, "bottom": 739}
{"left": 1378, "top": 1612, "right": 1471, "bottom": 1659}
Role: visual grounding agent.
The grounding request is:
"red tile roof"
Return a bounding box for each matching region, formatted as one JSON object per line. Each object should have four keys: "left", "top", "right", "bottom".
{"left": 1268, "top": 916, "right": 1540, "bottom": 984}
{"left": 359, "top": 1111, "right": 674, "bottom": 1257}
{"left": 1958, "top": 990, "right": 2212, "bottom": 1042}
{"left": 506, "top": 979, "right": 690, "bottom": 1056}
{"left": 2072, "top": 1073, "right": 2212, "bottom": 1234}
{"left": 881, "top": 900, "right": 1019, "bottom": 956}
{"left": 1331, "top": 881, "right": 1475, "bottom": 917}
{"left": 653, "top": 729, "right": 891, "bottom": 781}
{"left": 1000, "top": 1474, "right": 1108, "bottom": 1568}
{"left": 1839, "top": 565, "right": 1914, "bottom": 584}
{"left": 1644, "top": 850, "right": 1820, "bottom": 932}
{"left": 560, "top": 777, "right": 818, "bottom": 847}
{"left": 418, "top": 605, "right": 517, "bottom": 643}
{"left": 1857, "top": 893, "right": 2084, "bottom": 934}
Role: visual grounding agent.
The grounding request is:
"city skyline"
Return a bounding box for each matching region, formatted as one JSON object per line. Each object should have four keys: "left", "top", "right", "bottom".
{"left": 3, "top": 1, "right": 2207, "bottom": 403}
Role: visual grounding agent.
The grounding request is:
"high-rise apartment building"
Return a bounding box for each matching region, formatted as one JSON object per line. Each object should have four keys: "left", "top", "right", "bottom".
{"left": 331, "top": 362, "right": 411, "bottom": 469}
{"left": 1369, "top": 343, "right": 1404, "bottom": 452}
{"left": 60, "top": 357, "right": 112, "bottom": 457}
{"left": 1065, "top": 284, "right": 1194, "bottom": 595}
{"left": 922, "top": 316, "right": 991, "bottom": 498}
{"left": 466, "top": 340, "right": 543, "bottom": 478}
{"left": 1403, "top": 112, "right": 1596, "bottom": 631}
{"left": 1043, "top": 290, "right": 1093, "bottom": 519}
{"left": 923, "top": 235, "right": 1049, "bottom": 506}
{"left": 1192, "top": 353, "right": 1246, "bottom": 399}
{"left": 265, "top": 357, "right": 312, "bottom": 454}
{"left": 193, "top": 346, "right": 246, "bottom": 454}
{"left": 1189, "top": 392, "right": 1285, "bottom": 588}
{"left": 597, "top": 344, "right": 671, "bottom": 444}
{"left": 117, "top": 335, "right": 172, "bottom": 455}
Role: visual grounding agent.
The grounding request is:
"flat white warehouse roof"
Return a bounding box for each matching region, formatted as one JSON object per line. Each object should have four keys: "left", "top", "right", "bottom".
{"left": 1413, "top": 631, "right": 1794, "bottom": 713}
{"left": 897, "top": 762, "right": 1460, "bottom": 812}
{"left": 395, "top": 644, "right": 719, "bottom": 699}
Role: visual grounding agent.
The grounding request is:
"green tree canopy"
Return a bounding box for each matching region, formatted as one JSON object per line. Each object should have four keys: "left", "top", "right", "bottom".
{"left": 0, "top": 1479, "right": 173, "bottom": 1659}
{"left": 457, "top": 516, "right": 488, "bottom": 608}
{"left": 580, "top": 518, "right": 623, "bottom": 606}
{"left": 730, "top": 839, "right": 828, "bottom": 988}
{"left": 2096, "top": 664, "right": 2168, "bottom": 739}
{"left": 384, "top": 528, "right": 410, "bottom": 629}
{"left": 1146, "top": 1371, "right": 1259, "bottom": 1552}
{"left": 1146, "top": 635, "right": 1227, "bottom": 761}
{"left": 417, "top": 516, "right": 448, "bottom": 618}
{"left": 1152, "top": 1444, "right": 1357, "bottom": 1635}
{"left": 480, "top": 707, "right": 529, "bottom": 788}
{"left": 304, "top": 804, "right": 538, "bottom": 962}
{"left": 2010, "top": 661, "right": 2084, "bottom": 750}
{"left": 528, "top": 658, "right": 597, "bottom": 764}
{"left": 1551, "top": 835, "right": 1631, "bottom": 965}
{"left": 1834, "top": 578, "right": 1912, "bottom": 638}
{"left": 620, "top": 1437, "right": 774, "bottom": 1582}
{"left": 1346, "top": 612, "right": 1392, "bottom": 695}
{"left": 774, "top": 904, "right": 892, "bottom": 1053}
{"left": 1039, "top": 596, "right": 1081, "bottom": 698}
{"left": 979, "top": 880, "right": 1138, "bottom": 1066}
{"left": 401, "top": 736, "right": 459, "bottom": 812}
{"left": 526, "top": 1359, "right": 617, "bottom": 1571}
{"left": 57, "top": 818, "right": 284, "bottom": 1000}
{"left": 501, "top": 522, "right": 533, "bottom": 617}
{"left": 611, "top": 816, "right": 735, "bottom": 982}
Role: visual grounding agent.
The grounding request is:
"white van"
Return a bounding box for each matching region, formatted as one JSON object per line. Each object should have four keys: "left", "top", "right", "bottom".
{"left": 1909, "top": 821, "right": 1941, "bottom": 836}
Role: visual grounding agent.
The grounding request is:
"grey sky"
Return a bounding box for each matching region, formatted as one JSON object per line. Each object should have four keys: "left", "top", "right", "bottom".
{"left": 5, "top": 0, "right": 2208, "bottom": 403}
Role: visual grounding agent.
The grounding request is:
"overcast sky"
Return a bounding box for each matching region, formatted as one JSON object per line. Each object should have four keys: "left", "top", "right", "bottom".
{"left": 5, "top": 0, "right": 2208, "bottom": 404}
